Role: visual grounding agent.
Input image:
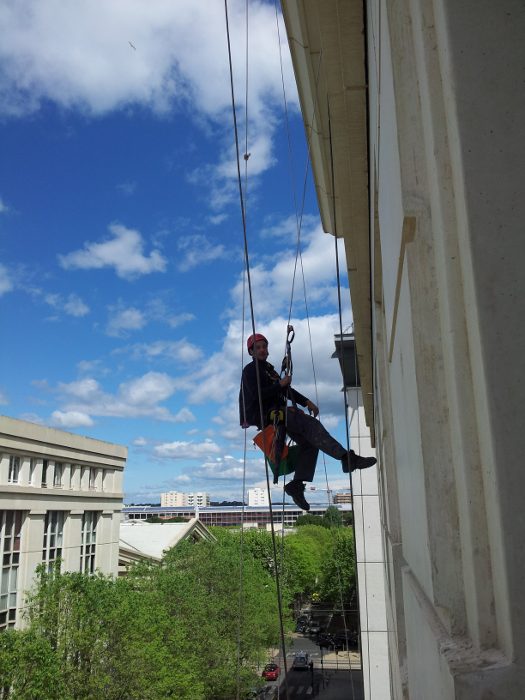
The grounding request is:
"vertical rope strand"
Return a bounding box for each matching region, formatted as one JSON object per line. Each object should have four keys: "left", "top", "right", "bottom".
{"left": 223, "top": 2, "right": 290, "bottom": 692}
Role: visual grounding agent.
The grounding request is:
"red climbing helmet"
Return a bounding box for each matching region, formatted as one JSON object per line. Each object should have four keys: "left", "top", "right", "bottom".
{"left": 247, "top": 333, "right": 268, "bottom": 354}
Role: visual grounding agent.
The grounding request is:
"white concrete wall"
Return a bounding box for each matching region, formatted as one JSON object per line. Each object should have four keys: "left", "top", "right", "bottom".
{"left": 367, "top": 0, "right": 525, "bottom": 697}
{"left": 348, "top": 388, "right": 391, "bottom": 700}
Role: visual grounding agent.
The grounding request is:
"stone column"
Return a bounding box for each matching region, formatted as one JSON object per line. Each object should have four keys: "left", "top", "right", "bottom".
{"left": 19, "top": 457, "right": 31, "bottom": 486}
{"left": 70, "top": 464, "right": 81, "bottom": 491}
{"left": 63, "top": 511, "right": 83, "bottom": 573}
{"left": 0, "top": 454, "right": 10, "bottom": 485}
{"left": 18, "top": 510, "right": 47, "bottom": 628}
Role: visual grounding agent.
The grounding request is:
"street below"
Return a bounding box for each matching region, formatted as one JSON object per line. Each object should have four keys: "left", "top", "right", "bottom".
{"left": 262, "top": 632, "right": 364, "bottom": 699}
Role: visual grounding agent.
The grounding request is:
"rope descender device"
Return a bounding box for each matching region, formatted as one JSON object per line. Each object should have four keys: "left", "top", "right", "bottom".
{"left": 281, "top": 324, "right": 295, "bottom": 378}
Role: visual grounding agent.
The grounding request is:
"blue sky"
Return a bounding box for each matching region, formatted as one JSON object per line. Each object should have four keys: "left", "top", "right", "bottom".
{"left": 0, "top": 0, "right": 352, "bottom": 503}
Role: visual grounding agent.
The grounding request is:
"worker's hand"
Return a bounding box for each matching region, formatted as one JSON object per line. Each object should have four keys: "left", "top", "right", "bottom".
{"left": 306, "top": 400, "right": 319, "bottom": 417}
{"left": 280, "top": 375, "right": 292, "bottom": 388}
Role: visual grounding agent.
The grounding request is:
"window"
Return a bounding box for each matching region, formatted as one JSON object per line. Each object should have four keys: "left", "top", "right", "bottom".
{"left": 42, "top": 511, "right": 65, "bottom": 570}
{"left": 89, "top": 468, "right": 96, "bottom": 490}
{"left": 80, "top": 512, "right": 98, "bottom": 574}
{"left": 53, "top": 462, "right": 63, "bottom": 488}
{"left": 0, "top": 511, "right": 23, "bottom": 630}
{"left": 41, "top": 460, "right": 49, "bottom": 487}
{"left": 8, "top": 456, "right": 19, "bottom": 484}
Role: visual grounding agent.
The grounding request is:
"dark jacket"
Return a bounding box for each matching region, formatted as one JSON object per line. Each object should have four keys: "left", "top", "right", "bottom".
{"left": 239, "top": 358, "right": 309, "bottom": 429}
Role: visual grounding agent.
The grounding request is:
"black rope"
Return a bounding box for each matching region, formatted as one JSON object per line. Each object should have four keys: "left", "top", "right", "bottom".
{"left": 223, "top": 1, "right": 290, "bottom": 690}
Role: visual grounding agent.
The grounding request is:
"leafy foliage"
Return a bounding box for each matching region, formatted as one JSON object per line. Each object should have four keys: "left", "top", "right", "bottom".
{"left": 0, "top": 523, "right": 356, "bottom": 698}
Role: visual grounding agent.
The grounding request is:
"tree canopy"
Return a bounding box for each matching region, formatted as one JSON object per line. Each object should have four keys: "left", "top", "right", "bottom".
{"left": 0, "top": 522, "right": 356, "bottom": 699}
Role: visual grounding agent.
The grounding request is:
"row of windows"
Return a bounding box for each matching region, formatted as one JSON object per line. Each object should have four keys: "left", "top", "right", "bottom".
{"left": 0, "top": 510, "right": 100, "bottom": 630}
{"left": 6, "top": 455, "right": 113, "bottom": 491}
{"left": 126, "top": 510, "right": 321, "bottom": 526}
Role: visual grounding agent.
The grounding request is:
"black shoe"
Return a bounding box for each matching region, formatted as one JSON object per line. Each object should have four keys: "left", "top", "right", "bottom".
{"left": 284, "top": 480, "right": 310, "bottom": 511}
{"left": 341, "top": 450, "right": 377, "bottom": 473}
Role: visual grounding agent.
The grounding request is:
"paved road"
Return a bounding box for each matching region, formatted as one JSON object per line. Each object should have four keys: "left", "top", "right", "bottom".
{"left": 263, "top": 633, "right": 363, "bottom": 699}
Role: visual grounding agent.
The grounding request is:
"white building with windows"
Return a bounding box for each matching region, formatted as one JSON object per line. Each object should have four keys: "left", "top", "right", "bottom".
{"left": 0, "top": 415, "right": 126, "bottom": 630}
{"left": 160, "top": 491, "right": 210, "bottom": 508}
{"left": 247, "top": 487, "right": 269, "bottom": 507}
{"left": 160, "top": 490, "right": 185, "bottom": 507}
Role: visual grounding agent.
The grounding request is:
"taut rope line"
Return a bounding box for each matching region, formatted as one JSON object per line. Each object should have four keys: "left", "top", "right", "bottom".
{"left": 223, "top": 1, "right": 290, "bottom": 691}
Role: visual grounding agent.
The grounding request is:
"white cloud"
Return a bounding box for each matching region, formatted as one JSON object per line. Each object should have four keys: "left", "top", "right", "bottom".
{"left": 106, "top": 305, "right": 146, "bottom": 337}
{"left": 116, "top": 181, "right": 137, "bottom": 196}
{"left": 0, "top": 264, "right": 13, "bottom": 296}
{"left": 208, "top": 213, "right": 228, "bottom": 226}
{"left": 59, "top": 223, "right": 167, "bottom": 280}
{"left": 0, "top": 197, "right": 9, "bottom": 213}
{"left": 167, "top": 313, "right": 195, "bottom": 328}
{"left": 173, "top": 407, "right": 196, "bottom": 423}
{"left": 260, "top": 213, "right": 319, "bottom": 239}
{"left": 195, "top": 455, "right": 262, "bottom": 481}
{"left": 176, "top": 234, "right": 228, "bottom": 272}
{"left": 0, "top": 389, "right": 8, "bottom": 405}
{"left": 50, "top": 410, "right": 94, "bottom": 428}
{"left": 55, "top": 371, "right": 182, "bottom": 422}
{"left": 154, "top": 439, "right": 221, "bottom": 459}
{"left": 0, "top": 2, "right": 298, "bottom": 208}
{"left": 119, "top": 339, "right": 203, "bottom": 364}
{"left": 0, "top": 0, "right": 298, "bottom": 120}
{"left": 133, "top": 436, "right": 147, "bottom": 446}
{"left": 44, "top": 292, "right": 90, "bottom": 317}
{"left": 229, "top": 223, "right": 350, "bottom": 323}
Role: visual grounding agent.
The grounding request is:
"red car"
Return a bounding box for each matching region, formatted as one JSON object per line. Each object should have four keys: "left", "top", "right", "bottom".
{"left": 262, "top": 663, "right": 280, "bottom": 681}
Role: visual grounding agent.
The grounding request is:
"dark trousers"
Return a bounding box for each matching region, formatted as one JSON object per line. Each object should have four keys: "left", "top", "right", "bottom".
{"left": 285, "top": 408, "right": 346, "bottom": 482}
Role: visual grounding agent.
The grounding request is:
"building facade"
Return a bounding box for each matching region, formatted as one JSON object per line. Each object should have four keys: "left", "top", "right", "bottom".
{"left": 160, "top": 491, "right": 185, "bottom": 507}
{"left": 0, "top": 415, "right": 126, "bottom": 629}
{"left": 123, "top": 503, "right": 349, "bottom": 529}
{"left": 160, "top": 491, "right": 210, "bottom": 507}
{"left": 333, "top": 492, "right": 352, "bottom": 505}
{"left": 282, "top": 1, "right": 525, "bottom": 698}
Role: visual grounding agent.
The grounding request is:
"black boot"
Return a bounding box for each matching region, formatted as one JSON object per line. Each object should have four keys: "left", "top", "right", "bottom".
{"left": 341, "top": 450, "right": 377, "bottom": 473}
{"left": 284, "top": 480, "right": 310, "bottom": 511}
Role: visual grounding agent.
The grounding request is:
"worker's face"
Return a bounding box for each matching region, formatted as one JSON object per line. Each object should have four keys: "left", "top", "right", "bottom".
{"left": 252, "top": 340, "right": 269, "bottom": 361}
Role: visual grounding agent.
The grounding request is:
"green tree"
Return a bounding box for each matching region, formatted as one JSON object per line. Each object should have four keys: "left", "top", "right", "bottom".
{"left": 318, "top": 527, "right": 356, "bottom": 606}
{"left": 22, "top": 565, "right": 201, "bottom": 699}
{"left": 295, "top": 513, "right": 326, "bottom": 527}
{"left": 323, "top": 506, "right": 343, "bottom": 528}
{"left": 0, "top": 628, "right": 65, "bottom": 700}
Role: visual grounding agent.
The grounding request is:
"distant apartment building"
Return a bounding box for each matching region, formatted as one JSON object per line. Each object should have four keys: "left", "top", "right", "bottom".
{"left": 247, "top": 487, "right": 269, "bottom": 507}
{"left": 333, "top": 492, "right": 352, "bottom": 505}
{"left": 160, "top": 491, "right": 210, "bottom": 507}
{"left": 0, "top": 415, "right": 126, "bottom": 630}
{"left": 186, "top": 492, "right": 209, "bottom": 507}
{"left": 160, "top": 491, "right": 185, "bottom": 507}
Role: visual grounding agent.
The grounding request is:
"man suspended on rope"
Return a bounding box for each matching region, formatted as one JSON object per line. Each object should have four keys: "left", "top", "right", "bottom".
{"left": 239, "top": 332, "right": 377, "bottom": 511}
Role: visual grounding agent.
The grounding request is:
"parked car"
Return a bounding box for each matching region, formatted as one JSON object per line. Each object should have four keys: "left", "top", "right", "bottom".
{"left": 333, "top": 630, "right": 358, "bottom": 650}
{"left": 308, "top": 622, "right": 321, "bottom": 636}
{"left": 295, "top": 621, "right": 307, "bottom": 633}
{"left": 292, "top": 651, "right": 310, "bottom": 670}
{"left": 262, "top": 663, "right": 280, "bottom": 681}
{"left": 317, "top": 633, "right": 336, "bottom": 649}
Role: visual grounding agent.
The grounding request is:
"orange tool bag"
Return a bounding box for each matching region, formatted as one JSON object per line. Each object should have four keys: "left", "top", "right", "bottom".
{"left": 253, "top": 424, "right": 297, "bottom": 482}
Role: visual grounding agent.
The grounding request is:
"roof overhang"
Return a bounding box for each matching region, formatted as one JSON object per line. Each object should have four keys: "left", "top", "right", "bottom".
{"left": 282, "top": 0, "right": 374, "bottom": 438}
